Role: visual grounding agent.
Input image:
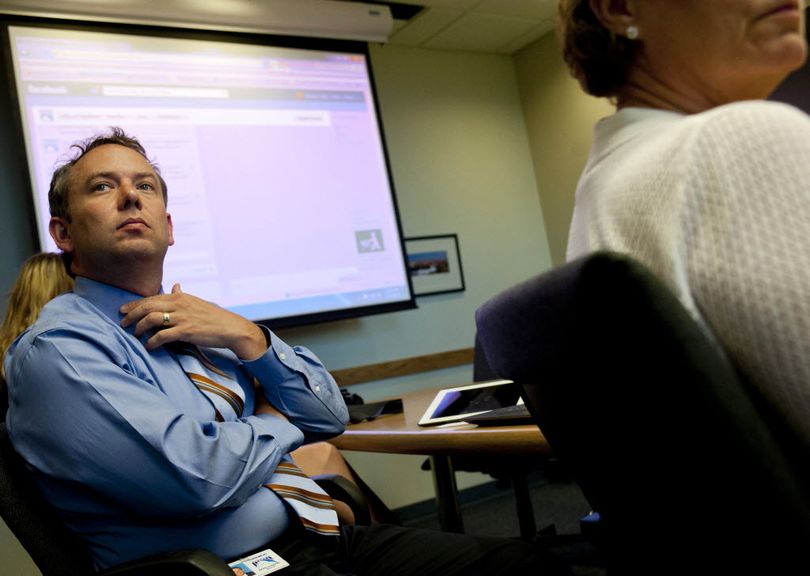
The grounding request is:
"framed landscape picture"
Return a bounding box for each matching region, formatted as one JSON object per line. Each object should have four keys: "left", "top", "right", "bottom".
{"left": 404, "top": 234, "right": 465, "bottom": 296}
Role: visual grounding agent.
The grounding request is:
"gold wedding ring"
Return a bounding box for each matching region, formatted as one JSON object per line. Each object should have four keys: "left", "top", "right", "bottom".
{"left": 162, "top": 312, "right": 171, "bottom": 326}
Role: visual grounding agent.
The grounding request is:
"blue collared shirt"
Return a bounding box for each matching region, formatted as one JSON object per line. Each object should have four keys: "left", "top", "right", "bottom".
{"left": 4, "top": 277, "right": 348, "bottom": 569}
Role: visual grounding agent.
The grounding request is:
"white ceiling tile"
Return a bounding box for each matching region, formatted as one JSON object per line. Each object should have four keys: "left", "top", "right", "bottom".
{"left": 473, "top": 0, "right": 556, "bottom": 20}
{"left": 390, "top": 18, "right": 410, "bottom": 34}
{"left": 413, "top": 0, "right": 482, "bottom": 8}
{"left": 388, "top": 7, "right": 464, "bottom": 47}
{"left": 423, "top": 12, "right": 542, "bottom": 53}
{"left": 496, "top": 19, "right": 554, "bottom": 54}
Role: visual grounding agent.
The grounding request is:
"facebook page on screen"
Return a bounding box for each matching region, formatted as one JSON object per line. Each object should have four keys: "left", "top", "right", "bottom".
{"left": 9, "top": 25, "right": 412, "bottom": 323}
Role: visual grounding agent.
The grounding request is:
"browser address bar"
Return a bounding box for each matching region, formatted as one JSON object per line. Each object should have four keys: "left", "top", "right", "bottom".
{"left": 102, "top": 86, "right": 229, "bottom": 98}
{"left": 51, "top": 49, "right": 266, "bottom": 69}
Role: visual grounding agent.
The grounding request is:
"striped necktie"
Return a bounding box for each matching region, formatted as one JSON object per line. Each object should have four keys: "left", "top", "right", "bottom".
{"left": 264, "top": 457, "right": 340, "bottom": 536}
{"left": 172, "top": 343, "right": 340, "bottom": 535}
{"left": 172, "top": 343, "right": 245, "bottom": 422}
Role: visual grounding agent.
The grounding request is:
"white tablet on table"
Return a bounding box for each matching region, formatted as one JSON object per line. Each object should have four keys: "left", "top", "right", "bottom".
{"left": 418, "top": 379, "right": 522, "bottom": 426}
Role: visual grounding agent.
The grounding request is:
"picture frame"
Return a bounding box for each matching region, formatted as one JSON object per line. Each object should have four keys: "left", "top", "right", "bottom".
{"left": 404, "top": 234, "right": 466, "bottom": 296}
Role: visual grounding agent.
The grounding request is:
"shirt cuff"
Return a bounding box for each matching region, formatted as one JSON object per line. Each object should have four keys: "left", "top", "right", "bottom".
{"left": 241, "top": 330, "right": 299, "bottom": 382}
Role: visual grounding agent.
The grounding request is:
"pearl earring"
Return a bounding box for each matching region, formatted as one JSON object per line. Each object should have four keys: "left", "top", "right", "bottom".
{"left": 626, "top": 25, "right": 639, "bottom": 40}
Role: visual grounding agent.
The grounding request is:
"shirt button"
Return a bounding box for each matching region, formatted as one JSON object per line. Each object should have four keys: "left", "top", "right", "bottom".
{"left": 315, "top": 385, "right": 321, "bottom": 392}
{"left": 279, "top": 352, "right": 286, "bottom": 360}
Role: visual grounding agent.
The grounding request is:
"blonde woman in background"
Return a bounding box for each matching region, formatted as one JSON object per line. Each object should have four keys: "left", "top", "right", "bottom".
{"left": 0, "top": 253, "right": 73, "bottom": 413}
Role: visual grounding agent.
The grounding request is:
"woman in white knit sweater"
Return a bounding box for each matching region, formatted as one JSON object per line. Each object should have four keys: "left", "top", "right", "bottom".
{"left": 561, "top": 0, "right": 810, "bottom": 448}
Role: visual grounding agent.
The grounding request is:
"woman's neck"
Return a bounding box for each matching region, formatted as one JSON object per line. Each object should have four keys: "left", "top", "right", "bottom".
{"left": 617, "top": 67, "right": 715, "bottom": 114}
{"left": 618, "top": 58, "right": 778, "bottom": 114}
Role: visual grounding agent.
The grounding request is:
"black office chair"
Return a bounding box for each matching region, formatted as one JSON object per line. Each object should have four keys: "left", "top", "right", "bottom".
{"left": 0, "top": 421, "right": 369, "bottom": 576}
{"left": 475, "top": 251, "right": 810, "bottom": 575}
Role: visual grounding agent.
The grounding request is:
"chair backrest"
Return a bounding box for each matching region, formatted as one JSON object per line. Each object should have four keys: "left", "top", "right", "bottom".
{"left": 1, "top": 381, "right": 8, "bottom": 422}
{"left": 0, "top": 422, "right": 96, "bottom": 576}
{"left": 475, "top": 251, "right": 810, "bottom": 574}
{"left": 472, "top": 332, "right": 498, "bottom": 382}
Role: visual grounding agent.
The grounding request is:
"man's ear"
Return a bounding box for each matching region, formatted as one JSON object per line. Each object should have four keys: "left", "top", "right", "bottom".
{"left": 589, "top": 0, "right": 638, "bottom": 36}
{"left": 49, "top": 216, "right": 74, "bottom": 253}
{"left": 166, "top": 212, "right": 175, "bottom": 247}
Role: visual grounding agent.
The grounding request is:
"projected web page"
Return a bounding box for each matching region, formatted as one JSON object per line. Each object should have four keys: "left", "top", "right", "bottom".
{"left": 9, "top": 25, "right": 412, "bottom": 324}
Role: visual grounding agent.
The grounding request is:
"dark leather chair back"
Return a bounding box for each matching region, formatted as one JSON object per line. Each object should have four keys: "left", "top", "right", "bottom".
{"left": 475, "top": 252, "right": 810, "bottom": 574}
{"left": 0, "top": 422, "right": 96, "bottom": 576}
{"left": 472, "top": 332, "right": 498, "bottom": 382}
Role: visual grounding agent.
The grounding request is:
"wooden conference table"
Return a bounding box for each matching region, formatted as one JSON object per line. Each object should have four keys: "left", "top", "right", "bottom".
{"left": 329, "top": 386, "right": 552, "bottom": 535}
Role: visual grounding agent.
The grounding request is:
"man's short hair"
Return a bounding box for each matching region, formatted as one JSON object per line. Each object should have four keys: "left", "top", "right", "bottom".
{"left": 48, "top": 127, "right": 168, "bottom": 221}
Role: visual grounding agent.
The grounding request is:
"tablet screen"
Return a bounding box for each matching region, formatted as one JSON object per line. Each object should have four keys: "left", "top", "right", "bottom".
{"left": 418, "top": 380, "right": 520, "bottom": 426}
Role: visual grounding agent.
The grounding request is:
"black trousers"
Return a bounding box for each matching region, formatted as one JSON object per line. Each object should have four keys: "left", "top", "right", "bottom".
{"left": 263, "top": 523, "right": 571, "bottom": 576}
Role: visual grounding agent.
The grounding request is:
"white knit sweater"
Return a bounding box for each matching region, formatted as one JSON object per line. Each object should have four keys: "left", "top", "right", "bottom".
{"left": 568, "top": 101, "right": 810, "bottom": 446}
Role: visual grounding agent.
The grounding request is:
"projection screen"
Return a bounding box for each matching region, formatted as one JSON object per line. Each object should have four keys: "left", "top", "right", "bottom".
{"left": 5, "top": 20, "right": 415, "bottom": 328}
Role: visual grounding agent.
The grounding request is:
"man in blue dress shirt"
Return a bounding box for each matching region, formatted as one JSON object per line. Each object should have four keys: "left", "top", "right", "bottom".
{"left": 4, "top": 129, "right": 568, "bottom": 575}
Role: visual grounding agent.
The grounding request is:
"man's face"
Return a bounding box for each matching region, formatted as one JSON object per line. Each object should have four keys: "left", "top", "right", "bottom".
{"left": 49, "top": 144, "right": 174, "bottom": 280}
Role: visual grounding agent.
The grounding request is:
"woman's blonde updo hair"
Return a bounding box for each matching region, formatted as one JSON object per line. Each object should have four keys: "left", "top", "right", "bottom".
{"left": 558, "top": 0, "right": 639, "bottom": 98}
{"left": 0, "top": 253, "right": 74, "bottom": 379}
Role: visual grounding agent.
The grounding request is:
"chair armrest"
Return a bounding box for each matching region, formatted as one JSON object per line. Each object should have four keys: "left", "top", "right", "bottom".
{"left": 100, "top": 549, "right": 235, "bottom": 576}
{"left": 314, "top": 473, "right": 371, "bottom": 525}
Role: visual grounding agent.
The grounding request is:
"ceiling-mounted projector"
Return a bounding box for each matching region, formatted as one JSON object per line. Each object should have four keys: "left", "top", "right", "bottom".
{"left": 0, "top": 0, "right": 394, "bottom": 43}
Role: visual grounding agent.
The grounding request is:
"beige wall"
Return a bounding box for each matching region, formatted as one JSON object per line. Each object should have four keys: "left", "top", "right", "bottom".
{"left": 0, "top": 522, "right": 35, "bottom": 575}
{"left": 513, "top": 33, "right": 613, "bottom": 265}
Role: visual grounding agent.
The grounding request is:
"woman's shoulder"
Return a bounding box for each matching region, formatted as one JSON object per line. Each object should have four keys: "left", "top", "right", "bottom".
{"left": 676, "top": 101, "right": 810, "bottom": 168}
{"left": 705, "top": 99, "right": 807, "bottom": 118}
{"left": 691, "top": 100, "right": 810, "bottom": 138}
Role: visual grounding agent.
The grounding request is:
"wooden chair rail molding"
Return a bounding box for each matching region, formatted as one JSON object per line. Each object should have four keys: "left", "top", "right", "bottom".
{"left": 330, "top": 347, "right": 475, "bottom": 386}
